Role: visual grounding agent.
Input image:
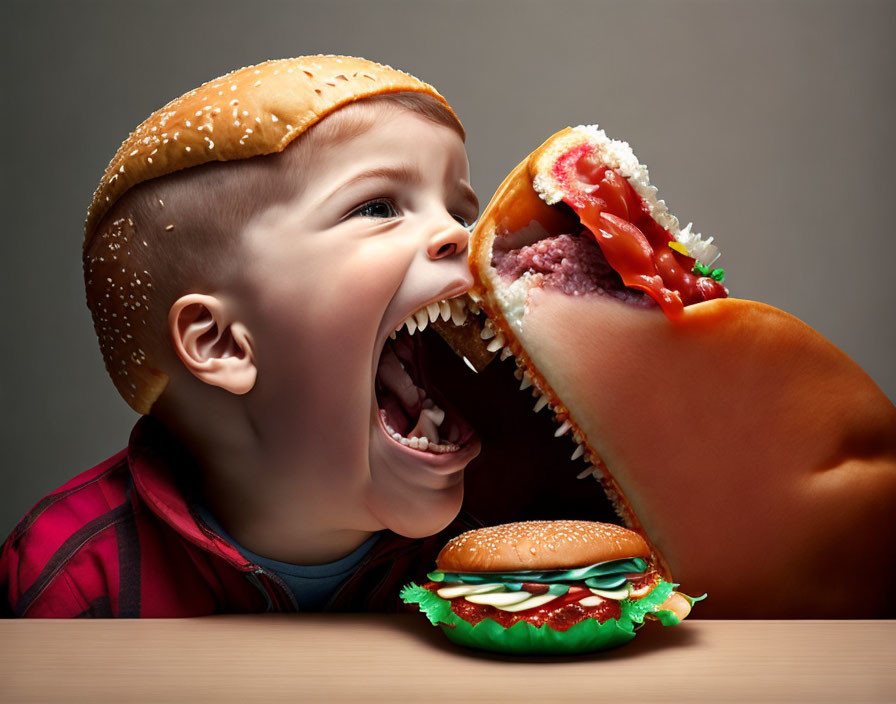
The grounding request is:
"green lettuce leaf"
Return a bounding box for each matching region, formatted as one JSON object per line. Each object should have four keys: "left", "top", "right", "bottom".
{"left": 400, "top": 579, "right": 700, "bottom": 655}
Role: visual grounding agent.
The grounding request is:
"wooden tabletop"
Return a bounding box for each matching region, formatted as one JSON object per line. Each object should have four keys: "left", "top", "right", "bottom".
{"left": 1, "top": 616, "right": 893, "bottom": 703}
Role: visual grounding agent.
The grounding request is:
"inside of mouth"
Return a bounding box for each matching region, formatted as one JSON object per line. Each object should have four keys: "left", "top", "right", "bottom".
{"left": 375, "top": 328, "right": 475, "bottom": 453}
{"left": 408, "top": 324, "right": 624, "bottom": 528}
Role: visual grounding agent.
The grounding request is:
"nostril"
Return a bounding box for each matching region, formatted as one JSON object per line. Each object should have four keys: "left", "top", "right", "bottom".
{"left": 436, "top": 243, "right": 457, "bottom": 258}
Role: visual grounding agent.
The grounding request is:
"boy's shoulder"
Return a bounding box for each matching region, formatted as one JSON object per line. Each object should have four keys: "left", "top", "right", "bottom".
{"left": 1, "top": 449, "right": 136, "bottom": 617}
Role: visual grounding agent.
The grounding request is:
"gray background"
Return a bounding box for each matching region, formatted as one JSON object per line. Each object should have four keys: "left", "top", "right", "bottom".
{"left": 2, "top": 0, "right": 894, "bottom": 538}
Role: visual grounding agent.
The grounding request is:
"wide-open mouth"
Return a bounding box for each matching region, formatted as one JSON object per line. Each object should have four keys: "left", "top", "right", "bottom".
{"left": 375, "top": 301, "right": 478, "bottom": 455}
{"left": 374, "top": 292, "right": 625, "bottom": 529}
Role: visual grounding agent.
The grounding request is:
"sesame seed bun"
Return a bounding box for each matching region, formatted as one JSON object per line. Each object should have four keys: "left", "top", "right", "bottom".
{"left": 84, "top": 55, "right": 461, "bottom": 247}
{"left": 436, "top": 520, "right": 650, "bottom": 573}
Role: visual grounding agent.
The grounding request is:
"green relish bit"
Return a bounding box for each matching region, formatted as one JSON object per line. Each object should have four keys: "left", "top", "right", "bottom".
{"left": 710, "top": 268, "right": 725, "bottom": 282}
{"left": 693, "top": 261, "right": 711, "bottom": 277}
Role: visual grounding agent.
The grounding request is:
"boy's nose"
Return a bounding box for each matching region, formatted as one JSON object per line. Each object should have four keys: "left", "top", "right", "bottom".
{"left": 427, "top": 220, "right": 470, "bottom": 260}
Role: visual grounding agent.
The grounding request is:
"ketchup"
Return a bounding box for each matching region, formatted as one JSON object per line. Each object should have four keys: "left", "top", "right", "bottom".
{"left": 551, "top": 145, "right": 727, "bottom": 319}
{"left": 448, "top": 587, "right": 622, "bottom": 631}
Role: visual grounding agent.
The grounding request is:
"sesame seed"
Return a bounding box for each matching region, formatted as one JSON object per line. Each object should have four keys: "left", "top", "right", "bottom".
{"left": 164, "top": 224, "right": 175, "bottom": 231}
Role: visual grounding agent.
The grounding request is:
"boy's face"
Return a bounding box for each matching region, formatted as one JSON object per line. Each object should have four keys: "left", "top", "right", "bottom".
{"left": 235, "top": 105, "right": 481, "bottom": 538}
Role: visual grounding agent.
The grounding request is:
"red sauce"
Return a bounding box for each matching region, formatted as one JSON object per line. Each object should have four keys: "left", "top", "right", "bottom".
{"left": 427, "top": 583, "right": 622, "bottom": 632}
{"left": 551, "top": 145, "right": 728, "bottom": 320}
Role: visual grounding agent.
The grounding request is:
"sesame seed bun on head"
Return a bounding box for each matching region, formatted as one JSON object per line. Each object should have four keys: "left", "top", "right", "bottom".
{"left": 83, "top": 55, "right": 463, "bottom": 414}
{"left": 85, "top": 55, "right": 462, "bottom": 241}
{"left": 436, "top": 520, "right": 650, "bottom": 573}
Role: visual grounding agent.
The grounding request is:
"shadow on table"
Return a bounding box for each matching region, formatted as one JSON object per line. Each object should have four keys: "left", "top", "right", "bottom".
{"left": 394, "top": 613, "right": 701, "bottom": 663}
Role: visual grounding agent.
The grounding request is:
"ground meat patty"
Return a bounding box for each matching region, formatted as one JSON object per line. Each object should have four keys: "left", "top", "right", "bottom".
{"left": 492, "top": 232, "right": 656, "bottom": 307}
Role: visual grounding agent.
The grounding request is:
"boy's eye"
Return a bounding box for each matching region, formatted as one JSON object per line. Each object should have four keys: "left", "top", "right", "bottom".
{"left": 351, "top": 199, "right": 398, "bottom": 219}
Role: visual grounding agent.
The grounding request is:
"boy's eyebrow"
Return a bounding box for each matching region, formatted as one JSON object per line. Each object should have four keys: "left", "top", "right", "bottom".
{"left": 458, "top": 183, "right": 479, "bottom": 216}
{"left": 329, "top": 165, "right": 424, "bottom": 196}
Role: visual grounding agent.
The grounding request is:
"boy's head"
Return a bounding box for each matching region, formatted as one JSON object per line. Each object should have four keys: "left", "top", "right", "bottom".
{"left": 83, "top": 56, "right": 481, "bottom": 542}
{"left": 84, "top": 55, "right": 464, "bottom": 412}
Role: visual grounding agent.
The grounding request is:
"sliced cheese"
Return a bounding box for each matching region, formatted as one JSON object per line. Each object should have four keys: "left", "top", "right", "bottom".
{"left": 436, "top": 583, "right": 504, "bottom": 599}
{"left": 578, "top": 595, "right": 606, "bottom": 607}
{"left": 498, "top": 594, "right": 560, "bottom": 612}
{"left": 465, "top": 591, "right": 533, "bottom": 607}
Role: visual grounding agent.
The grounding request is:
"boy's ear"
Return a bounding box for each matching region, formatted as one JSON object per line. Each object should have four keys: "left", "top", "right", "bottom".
{"left": 168, "top": 294, "right": 257, "bottom": 395}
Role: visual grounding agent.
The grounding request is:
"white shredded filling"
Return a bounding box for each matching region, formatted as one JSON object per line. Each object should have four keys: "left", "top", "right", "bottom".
{"left": 533, "top": 125, "right": 722, "bottom": 268}
{"left": 487, "top": 269, "right": 540, "bottom": 332}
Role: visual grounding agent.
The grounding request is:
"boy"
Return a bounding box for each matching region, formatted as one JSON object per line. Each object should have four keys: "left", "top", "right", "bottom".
{"left": 1, "top": 56, "right": 484, "bottom": 617}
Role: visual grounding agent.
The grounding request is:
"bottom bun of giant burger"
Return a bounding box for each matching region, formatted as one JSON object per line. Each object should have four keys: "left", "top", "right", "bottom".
{"left": 400, "top": 520, "right": 702, "bottom": 655}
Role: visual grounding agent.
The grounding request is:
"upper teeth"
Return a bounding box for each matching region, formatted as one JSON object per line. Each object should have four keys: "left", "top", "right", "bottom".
{"left": 390, "top": 294, "right": 606, "bottom": 485}
{"left": 391, "top": 296, "right": 476, "bottom": 338}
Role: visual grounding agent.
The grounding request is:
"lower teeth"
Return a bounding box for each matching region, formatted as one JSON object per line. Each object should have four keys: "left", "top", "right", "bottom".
{"left": 382, "top": 412, "right": 459, "bottom": 453}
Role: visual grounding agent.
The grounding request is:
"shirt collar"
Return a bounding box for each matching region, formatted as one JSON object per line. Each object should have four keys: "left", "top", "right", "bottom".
{"left": 126, "top": 415, "right": 256, "bottom": 571}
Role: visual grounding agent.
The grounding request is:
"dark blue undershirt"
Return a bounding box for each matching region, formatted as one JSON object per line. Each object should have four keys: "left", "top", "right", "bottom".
{"left": 195, "top": 503, "right": 381, "bottom": 611}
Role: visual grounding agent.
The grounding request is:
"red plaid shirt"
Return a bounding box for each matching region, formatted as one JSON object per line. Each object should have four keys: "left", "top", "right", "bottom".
{"left": 1, "top": 416, "right": 481, "bottom": 618}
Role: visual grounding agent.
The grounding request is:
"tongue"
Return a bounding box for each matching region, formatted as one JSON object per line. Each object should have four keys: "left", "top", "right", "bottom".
{"left": 408, "top": 403, "right": 445, "bottom": 444}
{"left": 377, "top": 343, "right": 447, "bottom": 444}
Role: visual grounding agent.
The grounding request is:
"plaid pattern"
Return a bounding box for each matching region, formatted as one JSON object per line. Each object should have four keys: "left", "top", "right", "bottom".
{"left": 1, "top": 416, "right": 481, "bottom": 618}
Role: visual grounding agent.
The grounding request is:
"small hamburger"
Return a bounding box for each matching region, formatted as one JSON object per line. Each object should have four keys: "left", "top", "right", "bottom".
{"left": 401, "top": 520, "right": 701, "bottom": 654}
